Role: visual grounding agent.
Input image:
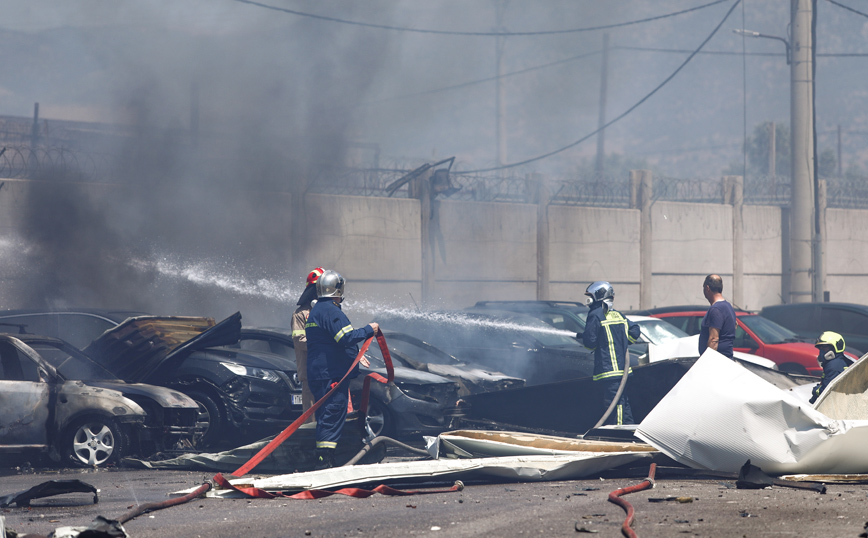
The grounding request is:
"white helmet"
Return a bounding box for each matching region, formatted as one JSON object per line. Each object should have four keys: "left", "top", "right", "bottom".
{"left": 316, "top": 270, "right": 345, "bottom": 299}
{"left": 585, "top": 281, "right": 614, "bottom": 312}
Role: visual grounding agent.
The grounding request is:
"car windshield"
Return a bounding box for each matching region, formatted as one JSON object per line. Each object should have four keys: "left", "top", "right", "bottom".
{"left": 489, "top": 315, "right": 583, "bottom": 348}
{"left": 740, "top": 315, "right": 801, "bottom": 344}
{"left": 29, "top": 342, "right": 121, "bottom": 381}
{"left": 634, "top": 319, "right": 689, "bottom": 345}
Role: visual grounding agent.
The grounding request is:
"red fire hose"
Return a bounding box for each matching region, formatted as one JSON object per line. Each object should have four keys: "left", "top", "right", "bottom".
{"left": 607, "top": 463, "right": 657, "bottom": 538}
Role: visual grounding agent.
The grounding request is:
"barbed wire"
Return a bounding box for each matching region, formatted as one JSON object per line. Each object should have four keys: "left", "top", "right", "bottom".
{"left": 4, "top": 145, "right": 868, "bottom": 210}
{"left": 0, "top": 146, "right": 112, "bottom": 182}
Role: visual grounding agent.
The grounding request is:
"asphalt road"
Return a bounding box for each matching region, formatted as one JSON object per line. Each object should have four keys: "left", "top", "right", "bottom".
{"left": 2, "top": 459, "right": 867, "bottom": 538}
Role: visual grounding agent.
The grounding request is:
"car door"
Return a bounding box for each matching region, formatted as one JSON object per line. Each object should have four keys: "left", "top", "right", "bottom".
{"left": 0, "top": 341, "right": 51, "bottom": 449}
{"left": 732, "top": 322, "right": 762, "bottom": 355}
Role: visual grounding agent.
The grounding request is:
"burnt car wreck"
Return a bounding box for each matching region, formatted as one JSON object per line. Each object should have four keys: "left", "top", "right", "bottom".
{"left": 0, "top": 334, "right": 199, "bottom": 467}
{"left": 81, "top": 313, "right": 305, "bottom": 447}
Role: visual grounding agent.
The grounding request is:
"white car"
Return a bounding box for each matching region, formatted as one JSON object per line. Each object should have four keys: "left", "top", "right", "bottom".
{"left": 627, "top": 315, "right": 778, "bottom": 370}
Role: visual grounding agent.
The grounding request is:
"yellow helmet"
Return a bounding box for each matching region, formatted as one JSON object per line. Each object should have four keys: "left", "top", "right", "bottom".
{"left": 815, "top": 331, "right": 845, "bottom": 354}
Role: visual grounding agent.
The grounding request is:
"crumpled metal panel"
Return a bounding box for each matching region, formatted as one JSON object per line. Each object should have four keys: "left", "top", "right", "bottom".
{"left": 636, "top": 350, "right": 868, "bottom": 474}
{"left": 0, "top": 380, "right": 50, "bottom": 446}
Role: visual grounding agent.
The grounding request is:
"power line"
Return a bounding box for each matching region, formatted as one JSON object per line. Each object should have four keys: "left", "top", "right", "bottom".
{"left": 619, "top": 45, "right": 868, "bottom": 57}
{"left": 826, "top": 0, "right": 868, "bottom": 19}
{"left": 232, "top": 0, "right": 729, "bottom": 37}
{"left": 362, "top": 49, "right": 602, "bottom": 106}
{"left": 456, "top": 0, "right": 743, "bottom": 174}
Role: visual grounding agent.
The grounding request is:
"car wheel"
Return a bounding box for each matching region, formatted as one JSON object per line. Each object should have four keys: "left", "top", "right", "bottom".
{"left": 64, "top": 416, "right": 126, "bottom": 467}
{"left": 364, "top": 398, "right": 395, "bottom": 439}
{"left": 779, "top": 363, "right": 809, "bottom": 375}
{"left": 186, "top": 390, "right": 225, "bottom": 447}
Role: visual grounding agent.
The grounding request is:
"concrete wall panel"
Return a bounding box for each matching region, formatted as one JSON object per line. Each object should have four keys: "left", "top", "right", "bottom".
{"left": 435, "top": 200, "right": 536, "bottom": 281}
{"left": 743, "top": 205, "right": 782, "bottom": 276}
{"left": 304, "top": 193, "right": 421, "bottom": 282}
{"left": 548, "top": 205, "right": 640, "bottom": 285}
{"left": 653, "top": 201, "right": 732, "bottom": 276}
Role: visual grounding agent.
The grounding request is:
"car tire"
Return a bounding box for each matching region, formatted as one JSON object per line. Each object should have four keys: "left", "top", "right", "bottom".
{"left": 186, "top": 390, "right": 226, "bottom": 448}
{"left": 364, "top": 398, "right": 395, "bottom": 439}
{"left": 64, "top": 416, "right": 126, "bottom": 468}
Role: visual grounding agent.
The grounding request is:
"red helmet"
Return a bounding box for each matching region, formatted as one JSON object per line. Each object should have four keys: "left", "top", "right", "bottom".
{"left": 307, "top": 267, "right": 325, "bottom": 285}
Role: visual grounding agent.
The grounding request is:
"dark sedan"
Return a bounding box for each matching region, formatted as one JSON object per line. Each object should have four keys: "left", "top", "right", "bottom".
{"left": 235, "top": 327, "right": 462, "bottom": 439}
{"left": 761, "top": 302, "right": 868, "bottom": 356}
{"left": 379, "top": 310, "right": 595, "bottom": 386}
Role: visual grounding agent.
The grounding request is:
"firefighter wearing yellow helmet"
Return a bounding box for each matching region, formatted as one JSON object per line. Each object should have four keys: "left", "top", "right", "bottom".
{"left": 809, "top": 331, "right": 848, "bottom": 404}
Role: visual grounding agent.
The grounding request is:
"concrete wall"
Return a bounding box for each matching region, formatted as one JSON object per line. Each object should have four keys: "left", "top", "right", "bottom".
{"left": 5, "top": 179, "right": 868, "bottom": 315}
{"left": 650, "top": 201, "right": 732, "bottom": 308}
{"left": 548, "top": 205, "right": 641, "bottom": 310}
{"left": 826, "top": 208, "right": 868, "bottom": 305}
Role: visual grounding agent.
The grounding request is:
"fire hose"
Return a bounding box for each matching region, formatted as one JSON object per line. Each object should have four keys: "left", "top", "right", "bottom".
{"left": 607, "top": 463, "right": 657, "bottom": 538}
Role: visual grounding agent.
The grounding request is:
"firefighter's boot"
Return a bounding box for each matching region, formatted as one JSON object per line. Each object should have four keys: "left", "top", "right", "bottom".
{"left": 314, "top": 448, "right": 336, "bottom": 470}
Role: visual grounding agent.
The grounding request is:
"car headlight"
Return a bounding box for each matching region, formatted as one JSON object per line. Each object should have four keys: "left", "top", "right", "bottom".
{"left": 220, "top": 362, "right": 281, "bottom": 383}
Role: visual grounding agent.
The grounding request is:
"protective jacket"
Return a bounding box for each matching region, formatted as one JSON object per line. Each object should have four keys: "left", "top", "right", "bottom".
{"left": 809, "top": 352, "right": 848, "bottom": 404}
{"left": 305, "top": 299, "right": 374, "bottom": 382}
{"left": 583, "top": 304, "right": 640, "bottom": 381}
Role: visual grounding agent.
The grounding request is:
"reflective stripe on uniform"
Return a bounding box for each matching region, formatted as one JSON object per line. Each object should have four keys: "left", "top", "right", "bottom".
{"left": 593, "top": 369, "right": 631, "bottom": 381}
{"left": 305, "top": 322, "right": 318, "bottom": 329}
{"left": 292, "top": 329, "right": 305, "bottom": 337}
{"left": 316, "top": 441, "right": 337, "bottom": 449}
{"left": 334, "top": 324, "right": 354, "bottom": 343}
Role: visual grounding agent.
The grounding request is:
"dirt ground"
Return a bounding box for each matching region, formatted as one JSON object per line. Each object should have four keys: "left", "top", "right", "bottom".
{"left": 2, "top": 456, "right": 867, "bottom": 538}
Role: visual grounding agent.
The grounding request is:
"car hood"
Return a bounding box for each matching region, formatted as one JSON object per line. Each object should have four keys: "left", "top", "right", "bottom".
{"left": 647, "top": 335, "right": 777, "bottom": 369}
{"left": 362, "top": 365, "right": 455, "bottom": 385}
{"left": 84, "top": 313, "right": 242, "bottom": 383}
{"left": 193, "top": 346, "right": 295, "bottom": 370}
{"left": 83, "top": 380, "right": 199, "bottom": 409}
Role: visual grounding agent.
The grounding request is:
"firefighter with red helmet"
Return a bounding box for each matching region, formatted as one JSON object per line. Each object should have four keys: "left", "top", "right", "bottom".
{"left": 291, "top": 267, "right": 324, "bottom": 420}
{"left": 305, "top": 270, "right": 378, "bottom": 469}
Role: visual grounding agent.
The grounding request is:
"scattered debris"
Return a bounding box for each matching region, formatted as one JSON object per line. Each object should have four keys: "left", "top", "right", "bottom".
{"left": 0, "top": 480, "right": 97, "bottom": 508}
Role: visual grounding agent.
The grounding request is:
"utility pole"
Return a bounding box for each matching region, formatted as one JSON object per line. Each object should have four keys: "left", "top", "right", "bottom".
{"left": 789, "top": 0, "right": 816, "bottom": 303}
{"left": 594, "top": 33, "right": 610, "bottom": 177}
{"left": 495, "top": 0, "right": 507, "bottom": 174}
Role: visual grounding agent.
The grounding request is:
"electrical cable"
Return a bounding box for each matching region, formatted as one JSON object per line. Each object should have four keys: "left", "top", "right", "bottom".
{"left": 233, "top": 0, "right": 729, "bottom": 36}
{"left": 362, "top": 49, "right": 602, "bottom": 106}
{"left": 456, "top": 0, "right": 743, "bottom": 174}
{"left": 826, "top": 0, "right": 868, "bottom": 19}
{"left": 617, "top": 45, "right": 868, "bottom": 57}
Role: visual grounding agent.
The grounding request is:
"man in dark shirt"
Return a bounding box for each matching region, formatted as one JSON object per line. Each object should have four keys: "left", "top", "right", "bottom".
{"left": 698, "top": 274, "right": 737, "bottom": 358}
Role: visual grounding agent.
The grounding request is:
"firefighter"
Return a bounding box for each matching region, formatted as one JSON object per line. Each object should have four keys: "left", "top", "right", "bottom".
{"left": 305, "top": 269, "right": 378, "bottom": 469}
{"left": 809, "top": 331, "right": 849, "bottom": 404}
{"left": 582, "top": 281, "right": 641, "bottom": 425}
{"left": 291, "top": 266, "right": 324, "bottom": 421}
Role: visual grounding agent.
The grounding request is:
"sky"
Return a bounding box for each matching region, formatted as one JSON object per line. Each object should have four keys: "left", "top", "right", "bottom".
{"left": 1, "top": 0, "right": 866, "bottom": 178}
{"left": 1, "top": 0, "right": 867, "bottom": 322}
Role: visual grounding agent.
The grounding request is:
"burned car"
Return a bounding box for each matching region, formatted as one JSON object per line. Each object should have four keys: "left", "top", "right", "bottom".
{"left": 235, "top": 327, "right": 463, "bottom": 439}
{"left": 380, "top": 310, "right": 595, "bottom": 386}
{"left": 80, "top": 313, "right": 306, "bottom": 447}
{"left": 0, "top": 334, "right": 198, "bottom": 467}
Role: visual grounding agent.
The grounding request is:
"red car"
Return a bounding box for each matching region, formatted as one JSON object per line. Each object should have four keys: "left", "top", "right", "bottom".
{"left": 633, "top": 306, "right": 852, "bottom": 376}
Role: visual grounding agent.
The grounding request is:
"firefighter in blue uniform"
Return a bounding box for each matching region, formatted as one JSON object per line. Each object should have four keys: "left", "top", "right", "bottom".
{"left": 809, "top": 331, "right": 849, "bottom": 404}
{"left": 582, "top": 281, "right": 641, "bottom": 425}
{"left": 305, "top": 269, "right": 378, "bottom": 469}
